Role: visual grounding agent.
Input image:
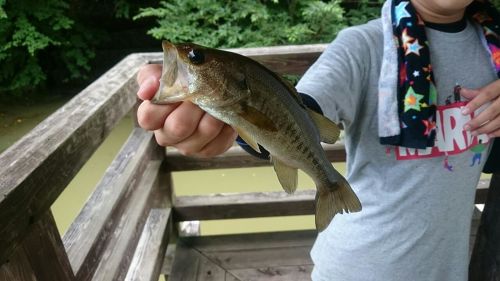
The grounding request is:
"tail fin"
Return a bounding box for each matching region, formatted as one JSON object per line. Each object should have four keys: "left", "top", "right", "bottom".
{"left": 315, "top": 177, "right": 361, "bottom": 232}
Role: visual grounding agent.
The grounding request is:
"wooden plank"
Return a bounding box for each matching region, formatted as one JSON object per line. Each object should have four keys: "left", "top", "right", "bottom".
{"left": 174, "top": 190, "right": 316, "bottom": 221}
{"left": 147, "top": 44, "right": 327, "bottom": 76}
{"left": 0, "top": 249, "right": 36, "bottom": 281}
{"left": 62, "top": 128, "right": 161, "bottom": 279}
{"left": 21, "top": 211, "right": 75, "bottom": 281}
{"left": 172, "top": 179, "right": 489, "bottom": 222}
{"left": 229, "top": 265, "right": 313, "bottom": 281}
{"left": 160, "top": 244, "right": 177, "bottom": 277}
{"left": 225, "top": 273, "right": 241, "bottom": 281}
{"left": 169, "top": 242, "right": 227, "bottom": 281}
{"left": 0, "top": 211, "right": 75, "bottom": 281}
{"left": 90, "top": 160, "right": 163, "bottom": 281}
{"left": 469, "top": 172, "right": 500, "bottom": 281}
{"left": 125, "top": 208, "right": 172, "bottom": 281}
{"left": 170, "top": 231, "right": 316, "bottom": 280}
{"left": 228, "top": 44, "right": 326, "bottom": 76}
{"left": 0, "top": 53, "right": 157, "bottom": 264}
{"left": 204, "top": 246, "right": 312, "bottom": 270}
{"left": 185, "top": 230, "right": 317, "bottom": 253}
{"left": 166, "top": 144, "right": 346, "bottom": 171}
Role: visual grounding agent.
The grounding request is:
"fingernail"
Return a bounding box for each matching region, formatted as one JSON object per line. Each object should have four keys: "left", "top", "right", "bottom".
{"left": 464, "top": 124, "right": 471, "bottom": 131}
{"left": 471, "top": 130, "right": 478, "bottom": 136}
{"left": 461, "top": 107, "right": 470, "bottom": 115}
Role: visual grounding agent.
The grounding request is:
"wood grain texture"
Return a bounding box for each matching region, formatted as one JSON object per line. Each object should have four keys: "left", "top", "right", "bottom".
{"left": 0, "top": 250, "right": 36, "bottom": 281}
{"left": 125, "top": 208, "right": 172, "bottom": 281}
{"left": 169, "top": 242, "right": 227, "bottom": 281}
{"left": 174, "top": 190, "right": 316, "bottom": 221}
{"left": 147, "top": 44, "right": 327, "bottom": 76}
{"left": 90, "top": 160, "right": 163, "bottom": 281}
{"left": 62, "top": 128, "right": 161, "bottom": 279}
{"left": 0, "top": 211, "right": 75, "bottom": 281}
{"left": 229, "top": 265, "right": 313, "bottom": 281}
{"left": 173, "top": 179, "right": 489, "bottom": 222}
{"left": 21, "top": 211, "right": 75, "bottom": 281}
{"left": 0, "top": 53, "right": 157, "bottom": 264}
{"left": 169, "top": 230, "right": 316, "bottom": 281}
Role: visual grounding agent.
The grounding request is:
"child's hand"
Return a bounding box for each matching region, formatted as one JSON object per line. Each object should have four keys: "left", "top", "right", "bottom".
{"left": 135, "top": 64, "right": 237, "bottom": 157}
{"left": 460, "top": 80, "right": 500, "bottom": 138}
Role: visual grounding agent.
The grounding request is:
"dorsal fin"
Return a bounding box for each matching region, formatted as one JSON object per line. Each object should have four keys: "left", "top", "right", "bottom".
{"left": 307, "top": 109, "right": 341, "bottom": 144}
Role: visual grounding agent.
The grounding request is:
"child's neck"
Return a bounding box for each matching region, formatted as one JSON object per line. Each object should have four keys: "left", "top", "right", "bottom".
{"left": 411, "top": 0, "right": 467, "bottom": 23}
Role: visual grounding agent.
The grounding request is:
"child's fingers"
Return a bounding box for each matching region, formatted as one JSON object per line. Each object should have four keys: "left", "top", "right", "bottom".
{"left": 136, "top": 64, "right": 162, "bottom": 100}
{"left": 136, "top": 100, "right": 179, "bottom": 131}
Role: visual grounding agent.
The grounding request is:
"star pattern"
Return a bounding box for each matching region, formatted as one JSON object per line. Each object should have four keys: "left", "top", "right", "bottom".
{"left": 388, "top": 0, "right": 500, "bottom": 148}
{"left": 422, "top": 117, "right": 436, "bottom": 136}
{"left": 489, "top": 44, "right": 500, "bottom": 71}
{"left": 394, "top": 1, "right": 411, "bottom": 26}
{"left": 405, "top": 39, "right": 423, "bottom": 56}
{"left": 404, "top": 87, "right": 424, "bottom": 112}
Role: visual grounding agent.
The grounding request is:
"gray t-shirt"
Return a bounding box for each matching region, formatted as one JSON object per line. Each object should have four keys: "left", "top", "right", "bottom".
{"left": 296, "top": 19, "right": 495, "bottom": 281}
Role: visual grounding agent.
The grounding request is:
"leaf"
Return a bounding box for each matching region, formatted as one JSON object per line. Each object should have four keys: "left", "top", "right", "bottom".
{"left": 0, "top": 0, "right": 6, "bottom": 19}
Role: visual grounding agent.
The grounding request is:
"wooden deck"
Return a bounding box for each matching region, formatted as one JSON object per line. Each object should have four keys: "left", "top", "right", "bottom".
{"left": 0, "top": 43, "right": 498, "bottom": 281}
{"left": 171, "top": 231, "right": 315, "bottom": 281}
{"left": 166, "top": 207, "right": 483, "bottom": 281}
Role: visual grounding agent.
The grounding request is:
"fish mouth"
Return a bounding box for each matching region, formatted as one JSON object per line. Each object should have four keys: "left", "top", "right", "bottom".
{"left": 152, "top": 41, "right": 190, "bottom": 104}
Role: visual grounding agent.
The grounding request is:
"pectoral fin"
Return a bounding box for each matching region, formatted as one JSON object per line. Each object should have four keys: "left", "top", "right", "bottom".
{"left": 239, "top": 104, "right": 278, "bottom": 132}
{"left": 235, "top": 127, "right": 261, "bottom": 153}
{"left": 271, "top": 156, "right": 298, "bottom": 194}
{"left": 307, "top": 109, "right": 341, "bottom": 144}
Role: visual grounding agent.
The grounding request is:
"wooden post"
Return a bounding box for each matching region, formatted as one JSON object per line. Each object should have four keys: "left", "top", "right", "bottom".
{"left": 469, "top": 173, "right": 500, "bottom": 281}
{"left": 0, "top": 211, "right": 74, "bottom": 281}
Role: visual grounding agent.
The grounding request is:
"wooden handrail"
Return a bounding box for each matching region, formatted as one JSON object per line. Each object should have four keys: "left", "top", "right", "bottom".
{"left": 0, "top": 53, "right": 153, "bottom": 264}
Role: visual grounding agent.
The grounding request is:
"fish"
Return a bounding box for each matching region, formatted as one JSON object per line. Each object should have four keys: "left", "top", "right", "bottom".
{"left": 152, "top": 41, "right": 362, "bottom": 231}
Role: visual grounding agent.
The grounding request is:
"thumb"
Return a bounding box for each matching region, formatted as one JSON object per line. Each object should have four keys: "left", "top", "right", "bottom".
{"left": 460, "top": 87, "right": 480, "bottom": 100}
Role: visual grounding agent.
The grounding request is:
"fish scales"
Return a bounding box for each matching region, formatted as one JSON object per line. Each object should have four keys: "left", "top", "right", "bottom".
{"left": 152, "top": 41, "right": 361, "bottom": 231}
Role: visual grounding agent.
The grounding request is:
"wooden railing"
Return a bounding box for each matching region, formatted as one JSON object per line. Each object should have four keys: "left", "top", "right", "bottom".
{"left": 0, "top": 44, "right": 495, "bottom": 281}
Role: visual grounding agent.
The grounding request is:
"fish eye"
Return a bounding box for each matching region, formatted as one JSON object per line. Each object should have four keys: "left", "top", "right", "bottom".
{"left": 188, "top": 49, "right": 205, "bottom": 64}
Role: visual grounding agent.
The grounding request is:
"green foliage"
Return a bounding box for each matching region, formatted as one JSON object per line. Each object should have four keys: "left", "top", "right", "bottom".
{"left": 0, "top": 0, "right": 96, "bottom": 98}
{"left": 0, "top": 0, "right": 6, "bottom": 19}
{"left": 0, "top": 0, "right": 144, "bottom": 101}
{"left": 135, "top": 0, "right": 348, "bottom": 48}
{"left": 345, "top": 0, "right": 384, "bottom": 26}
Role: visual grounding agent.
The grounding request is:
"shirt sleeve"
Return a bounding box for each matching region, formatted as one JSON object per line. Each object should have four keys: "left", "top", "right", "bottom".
{"left": 295, "top": 26, "right": 372, "bottom": 130}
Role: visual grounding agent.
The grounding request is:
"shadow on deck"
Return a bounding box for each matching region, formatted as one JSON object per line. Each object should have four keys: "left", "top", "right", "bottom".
{"left": 0, "top": 44, "right": 497, "bottom": 281}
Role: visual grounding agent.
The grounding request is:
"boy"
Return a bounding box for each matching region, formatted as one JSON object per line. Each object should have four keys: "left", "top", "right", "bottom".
{"left": 136, "top": 0, "right": 500, "bottom": 279}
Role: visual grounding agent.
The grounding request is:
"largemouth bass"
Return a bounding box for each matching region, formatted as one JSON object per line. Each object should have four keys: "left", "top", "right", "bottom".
{"left": 152, "top": 41, "right": 362, "bottom": 231}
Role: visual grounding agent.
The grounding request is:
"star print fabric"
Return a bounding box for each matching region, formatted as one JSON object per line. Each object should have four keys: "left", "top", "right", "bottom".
{"left": 379, "top": 0, "right": 500, "bottom": 149}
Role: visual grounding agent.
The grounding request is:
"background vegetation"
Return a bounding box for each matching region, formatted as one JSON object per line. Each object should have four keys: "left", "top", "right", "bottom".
{"left": 8, "top": 0, "right": 500, "bottom": 103}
